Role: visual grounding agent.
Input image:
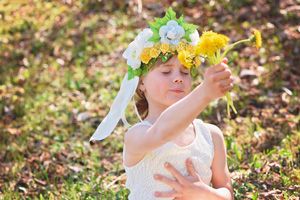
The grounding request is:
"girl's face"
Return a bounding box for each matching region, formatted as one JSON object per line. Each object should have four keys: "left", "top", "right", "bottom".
{"left": 139, "top": 56, "right": 192, "bottom": 107}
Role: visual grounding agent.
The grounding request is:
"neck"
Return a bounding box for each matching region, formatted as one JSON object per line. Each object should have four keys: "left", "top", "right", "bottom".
{"left": 143, "top": 100, "right": 169, "bottom": 124}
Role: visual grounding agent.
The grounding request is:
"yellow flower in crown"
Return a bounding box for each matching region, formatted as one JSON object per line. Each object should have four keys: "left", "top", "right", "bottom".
{"left": 150, "top": 47, "right": 160, "bottom": 58}
{"left": 178, "top": 50, "right": 193, "bottom": 69}
{"left": 160, "top": 43, "right": 170, "bottom": 54}
{"left": 176, "top": 41, "right": 187, "bottom": 52}
{"left": 122, "top": 7, "right": 202, "bottom": 80}
{"left": 140, "top": 48, "right": 152, "bottom": 64}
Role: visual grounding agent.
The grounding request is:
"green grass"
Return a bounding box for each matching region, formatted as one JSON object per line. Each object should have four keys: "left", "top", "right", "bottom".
{"left": 0, "top": 0, "right": 299, "bottom": 199}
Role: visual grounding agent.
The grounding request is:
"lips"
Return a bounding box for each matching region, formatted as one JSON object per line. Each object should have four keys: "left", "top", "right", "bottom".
{"left": 170, "top": 89, "right": 184, "bottom": 93}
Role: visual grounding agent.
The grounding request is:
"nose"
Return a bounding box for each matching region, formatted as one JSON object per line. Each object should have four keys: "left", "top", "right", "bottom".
{"left": 174, "top": 79, "right": 183, "bottom": 83}
{"left": 173, "top": 72, "right": 183, "bottom": 83}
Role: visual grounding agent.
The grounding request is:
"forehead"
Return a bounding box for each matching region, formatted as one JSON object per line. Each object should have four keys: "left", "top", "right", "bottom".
{"left": 157, "top": 57, "right": 188, "bottom": 70}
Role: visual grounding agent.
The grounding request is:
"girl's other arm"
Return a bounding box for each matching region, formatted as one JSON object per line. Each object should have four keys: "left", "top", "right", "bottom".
{"left": 207, "top": 123, "right": 233, "bottom": 200}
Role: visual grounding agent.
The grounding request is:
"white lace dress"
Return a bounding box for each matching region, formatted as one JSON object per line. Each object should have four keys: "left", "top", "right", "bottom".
{"left": 122, "top": 118, "right": 214, "bottom": 200}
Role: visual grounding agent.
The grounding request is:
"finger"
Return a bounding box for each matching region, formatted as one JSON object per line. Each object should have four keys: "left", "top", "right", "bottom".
{"left": 164, "top": 162, "right": 187, "bottom": 184}
{"left": 185, "top": 158, "right": 205, "bottom": 184}
{"left": 219, "top": 78, "right": 234, "bottom": 88}
{"left": 222, "top": 57, "right": 228, "bottom": 64}
{"left": 185, "top": 158, "right": 198, "bottom": 178}
{"left": 221, "top": 83, "right": 234, "bottom": 93}
{"left": 154, "top": 174, "right": 182, "bottom": 191}
{"left": 212, "top": 68, "right": 231, "bottom": 81}
{"left": 212, "top": 62, "right": 229, "bottom": 73}
{"left": 154, "top": 190, "right": 181, "bottom": 198}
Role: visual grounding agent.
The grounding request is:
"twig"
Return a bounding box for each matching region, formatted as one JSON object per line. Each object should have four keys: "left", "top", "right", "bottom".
{"left": 104, "top": 173, "right": 126, "bottom": 190}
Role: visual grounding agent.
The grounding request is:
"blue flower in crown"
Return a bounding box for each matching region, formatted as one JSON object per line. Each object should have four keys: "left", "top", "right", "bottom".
{"left": 148, "top": 7, "right": 198, "bottom": 45}
{"left": 159, "top": 20, "right": 185, "bottom": 45}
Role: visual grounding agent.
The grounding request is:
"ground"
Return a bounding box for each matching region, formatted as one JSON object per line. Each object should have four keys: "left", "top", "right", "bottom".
{"left": 0, "top": 0, "right": 299, "bottom": 199}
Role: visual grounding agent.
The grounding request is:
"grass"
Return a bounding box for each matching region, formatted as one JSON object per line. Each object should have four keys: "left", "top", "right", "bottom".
{"left": 0, "top": 0, "right": 299, "bottom": 199}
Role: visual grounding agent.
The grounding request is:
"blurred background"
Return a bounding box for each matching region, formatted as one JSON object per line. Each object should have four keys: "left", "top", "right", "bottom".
{"left": 0, "top": 0, "right": 299, "bottom": 199}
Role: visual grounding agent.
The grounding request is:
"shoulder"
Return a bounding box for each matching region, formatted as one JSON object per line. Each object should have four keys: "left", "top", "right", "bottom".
{"left": 194, "top": 119, "right": 224, "bottom": 140}
{"left": 124, "top": 123, "right": 151, "bottom": 152}
{"left": 123, "top": 123, "right": 153, "bottom": 167}
{"left": 202, "top": 122, "right": 225, "bottom": 147}
{"left": 125, "top": 122, "right": 150, "bottom": 140}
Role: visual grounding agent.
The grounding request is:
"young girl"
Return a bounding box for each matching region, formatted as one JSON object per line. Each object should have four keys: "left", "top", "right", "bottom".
{"left": 123, "top": 55, "right": 233, "bottom": 200}
{"left": 90, "top": 7, "right": 233, "bottom": 200}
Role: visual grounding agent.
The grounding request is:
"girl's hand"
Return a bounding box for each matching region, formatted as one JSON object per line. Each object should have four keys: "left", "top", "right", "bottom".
{"left": 201, "top": 57, "right": 234, "bottom": 101}
{"left": 153, "top": 158, "right": 212, "bottom": 200}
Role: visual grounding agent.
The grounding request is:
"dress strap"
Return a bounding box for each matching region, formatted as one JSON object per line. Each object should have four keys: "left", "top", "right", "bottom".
{"left": 195, "top": 118, "right": 214, "bottom": 158}
{"left": 139, "top": 120, "right": 152, "bottom": 126}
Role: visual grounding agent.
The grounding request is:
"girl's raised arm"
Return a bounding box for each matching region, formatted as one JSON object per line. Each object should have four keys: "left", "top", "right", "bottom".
{"left": 125, "top": 58, "right": 233, "bottom": 157}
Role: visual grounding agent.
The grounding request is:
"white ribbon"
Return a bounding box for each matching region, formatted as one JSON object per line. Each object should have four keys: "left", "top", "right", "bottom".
{"left": 89, "top": 72, "right": 141, "bottom": 143}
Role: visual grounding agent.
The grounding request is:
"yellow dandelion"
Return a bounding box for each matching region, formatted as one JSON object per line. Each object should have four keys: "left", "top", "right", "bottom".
{"left": 178, "top": 50, "right": 193, "bottom": 69}
{"left": 194, "top": 56, "right": 201, "bottom": 67}
{"left": 160, "top": 43, "right": 170, "bottom": 54}
{"left": 252, "top": 29, "right": 262, "bottom": 49}
{"left": 195, "top": 31, "right": 229, "bottom": 56}
{"left": 150, "top": 47, "right": 160, "bottom": 58}
{"left": 140, "top": 48, "right": 152, "bottom": 64}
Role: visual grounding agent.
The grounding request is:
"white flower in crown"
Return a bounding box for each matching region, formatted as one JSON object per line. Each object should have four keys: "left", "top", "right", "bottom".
{"left": 159, "top": 20, "right": 185, "bottom": 45}
{"left": 122, "top": 28, "right": 154, "bottom": 69}
{"left": 189, "top": 30, "right": 200, "bottom": 46}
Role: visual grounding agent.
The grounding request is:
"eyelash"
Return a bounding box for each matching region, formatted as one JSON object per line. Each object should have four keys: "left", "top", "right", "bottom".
{"left": 162, "top": 71, "right": 189, "bottom": 75}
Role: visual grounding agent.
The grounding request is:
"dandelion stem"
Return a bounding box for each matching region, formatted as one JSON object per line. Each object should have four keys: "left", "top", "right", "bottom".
{"left": 221, "top": 37, "right": 252, "bottom": 58}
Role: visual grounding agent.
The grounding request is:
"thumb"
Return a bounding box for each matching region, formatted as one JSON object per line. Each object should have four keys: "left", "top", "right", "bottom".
{"left": 222, "top": 57, "right": 228, "bottom": 64}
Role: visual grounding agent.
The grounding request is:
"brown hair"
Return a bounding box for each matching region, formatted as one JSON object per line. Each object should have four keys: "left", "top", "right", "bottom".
{"left": 134, "top": 78, "right": 148, "bottom": 120}
{"left": 134, "top": 58, "right": 166, "bottom": 120}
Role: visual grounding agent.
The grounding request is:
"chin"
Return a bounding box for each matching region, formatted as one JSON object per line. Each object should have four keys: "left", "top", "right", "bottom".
{"left": 167, "top": 96, "right": 184, "bottom": 104}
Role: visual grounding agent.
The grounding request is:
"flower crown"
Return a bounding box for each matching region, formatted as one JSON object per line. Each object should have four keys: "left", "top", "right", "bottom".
{"left": 122, "top": 7, "right": 201, "bottom": 80}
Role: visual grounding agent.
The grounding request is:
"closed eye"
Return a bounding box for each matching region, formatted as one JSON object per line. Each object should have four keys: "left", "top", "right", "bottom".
{"left": 161, "top": 71, "right": 189, "bottom": 75}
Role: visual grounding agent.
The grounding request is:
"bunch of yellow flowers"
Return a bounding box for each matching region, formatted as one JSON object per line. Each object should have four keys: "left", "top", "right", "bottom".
{"left": 195, "top": 29, "right": 262, "bottom": 117}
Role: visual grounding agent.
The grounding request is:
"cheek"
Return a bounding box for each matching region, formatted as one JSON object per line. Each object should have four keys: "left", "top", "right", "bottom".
{"left": 185, "top": 78, "right": 192, "bottom": 91}
{"left": 181, "top": 75, "right": 192, "bottom": 91}
{"left": 145, "top": 73, "right": 169, "bottom": 95}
